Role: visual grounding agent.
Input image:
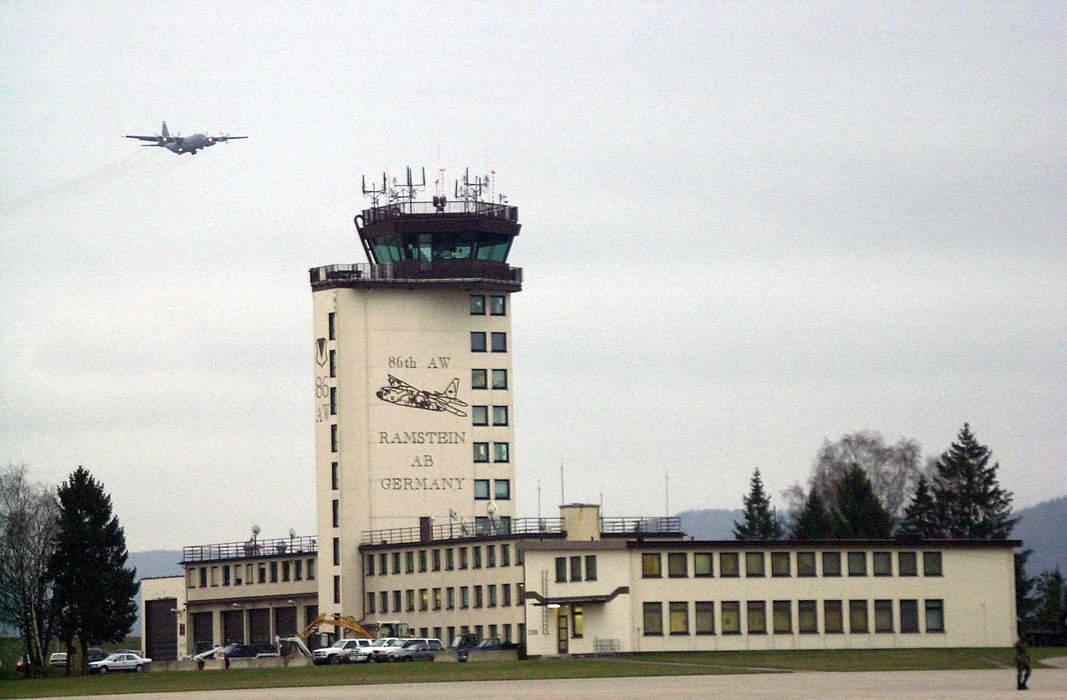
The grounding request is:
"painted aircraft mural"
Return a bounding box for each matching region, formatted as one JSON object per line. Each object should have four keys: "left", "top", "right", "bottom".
{"left": 376, "top": 375, "right": 468, "bottom": 416}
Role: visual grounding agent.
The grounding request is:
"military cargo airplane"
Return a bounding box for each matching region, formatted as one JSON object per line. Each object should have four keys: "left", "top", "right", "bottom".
{"left": 125, "top": 121, "right": 247, "bottom": 155}
{"left": 376, "top": 375, "right": 468, "bottom": 416}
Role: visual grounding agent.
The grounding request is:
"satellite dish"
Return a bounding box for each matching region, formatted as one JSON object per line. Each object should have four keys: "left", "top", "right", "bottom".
{"left": 487, "top": 501, "right": 498, "bottom": 517}
{"left": 251, "top": 524, "right": 261, "bottom": 538}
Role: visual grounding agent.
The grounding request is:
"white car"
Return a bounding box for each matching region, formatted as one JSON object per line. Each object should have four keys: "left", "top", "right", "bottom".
{"left": 311, "top": 638, "right": 372, "bottom": 665}
{"left": 89, "top": 652, "right": 151, "bottom": 673}
{"left": 364, "top": 637, "right": 400, "bottom": 661}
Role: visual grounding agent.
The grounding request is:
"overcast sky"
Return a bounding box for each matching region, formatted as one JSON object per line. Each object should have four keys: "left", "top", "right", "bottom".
{"left": 2, "top": 2, "right": 1064, "bottom": 550}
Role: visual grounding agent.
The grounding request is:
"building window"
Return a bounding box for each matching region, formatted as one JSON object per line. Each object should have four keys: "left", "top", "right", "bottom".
{"left": 270, "top": 562, "right": 278, "bottom": 583}
{"left": 925, "top": 599, "right": 944, "bottom": 632}
{"left": 459, "top": 547, "right": 468, "bottom": 569}
{"left": 923, "top": 551, "right": 942, "bottom": 576}
{"left": 473, "top": 546, "right": 482, "bottom": 569}
{"left": 900, "top": 599, "right": 919, "bottom": 632}
{"left": 281, "top": 561, "right": 291, "bottom": 582}
{"left": 493, "top": 442, "right": 509, "bottom": 462}
{"left": 475, "top": 516, "right": 490, "bottom": 534}
{"left": 405, "top": 589, "right": 415, "bottom": 612}
{"left": 822, "top": 551, "right": 841, "bottom": 576}
{"left": 366, "top": 554, "right": 374, "bottom": 576}
{"left": 798, "top": 600, "right": 817, "bottom": 633}
{"left": 418, "top": 550, "right": 427, "bottom": 572}
{"left": 899, "top": 551, "right": 918, "bottom": 576}
{"left": 235, "top": 564, "right": 243, "bottom": 584}
{"left": 873, "top": 551, "right": 892, "bottom": 576}
{"left": 745, "top": 552, "right": 765, "bottom": 577}
{"left": 329, "top": 386, "right": 337, "bottom": 415}
{"left": 222, "top": 566, "right": 230, "bottom": 586}
{"left": 771, "top": 552, "right": 791, "bottom": 577}
{"left": 446, "top": 587, "right": 455, "bottom": 609}
{"left": 695, "top": 601, "right": 715, "bottom": 634}
{"left": 419, "top": 588, "right": 428, "bottom": 611}
{"left": 494, "top": 479, "right": 510, "bottom": 500}
{"left": 492, "top": 405, "right": 508, "bottom": 426}
{"left": 473, "top": 442, "right": 489, "bottom": 462}
{"left": 555, "top": 557, "right": 567, "bottom": 582}
{"left": 460, "top": 586, "right": 469, "bottom": 609}
{"left": 874, "top": 599, "right": 893, "bottom": 632}
{"left": 501, "top": 544, "right": 511, "bottom": 566}
{"left": 328, "top": 311, "right": 335, "bottom": 340}
{"left": 747, "top": 601, "right": 767, "bottom": 634}
{"left": 330, "top": 424, "right": 338, "bottom": 453}
{"left": 585, "top": 555, "right": 597, "bottom": 581}
{"left": 502, "top": 584, "right": 512, "bottom": 606}
{"left": 722, "top": 601, "right": 741, "bottom": 634}
{"left": 432, "top": 549, "right": 441, "bottom": 571}
{"left": 487, "top": 545, "right": 496, "bottom": 568}
{"left": 470, "top": 295, "right": 486, "bottom": 315}
{"left": 258, "top": 564, "right": 266, "bottom": 584}
{"left": 331, "top": 462, "right": 338, "bottom": 490}
{"left": 332, "top": 537, "right": 339, "bottom": 566}
{"left": 446, "top": 548, "right": 454, "bottom": 570}
{"left": 824, "top": 600, "right": 843, "bottom": 633}
{"left": 472, "top": 406, "right": 488, "bottom": 426}
{"left": 392, "top": 590, "right": 401, "bottom": 612}
{"left": 643, "top": 602, "right": 663, "bottom": 636}
{"left": 517, "top": 582, "right": 525, "bottom": 605}
{"left": 642, "top": 553, "right": 662, "bottom": 577}
{"left": 471, "top": 332, "right": 487, "bottom": 352}
{"left": 720, "top": 552, "right": 740, "bottom": 577}
{"left": 331, "top": 499, "right": 339, "bottom": 527}
{"left": 472, "top": 369, "right": 487, "bottom": 389}
{"left": 329, "top": 349, "right": 336, "bottom": 377}
{"left": 668, "top": 552, "right": 688, "bottom": 578}
{"left": 797, "top": 551, "right": 816, "bottom": 576}
{"left": 378, "top": 553, "right": 386, "bottom": 574}
{"left": 572, "top": 605, "right": 584, "bottom": 638}
{"left": 570, "top": 555, "right": 582, "bottom": 582}
{"left": 488, "top": 584, "right": 497, "bottom": 607}
{"left": 489, "top": 332, "right": 507, "bottom": 353}
{"left": 199, "top": 567, "right": 207, "bottom": 588}
{"left": 307, "top": 558, "right": 315, "bottom": 580}
{"left": 670, "top": 602, "right": 689, "bottom": 635}
{"left": 693, "top": 553, "right": 713, "bottom": 577}
{"left": 849, "top": 600, "right": 868, "bottom": 633}
{"left": 474, "top": 479, "right": 490, "bottom": 500}
{"left": 391, "top": 552, "right": 401, "bottom": 575}
{"left": 489, "top": 295, "right": 506, "bottom": 316}
{"left": 848, "top": 552, "right": 867, "bottom": 576}
{"left": 773, "top": 600, "right": 792, "bottom": 634}
{"left": 293, "top": 560, "right": 301, "bottom": 581}
{"left": 516, "top": 546, "right": 524, "bottom": 566}
{"left": 367, "top": 592, "right": 376, "bottom": 614}
{"left": 491, "top": 369, "right": 508, "bottom": 389}
{"left": 333, "top": 576, "right": 340, "bottom": 604}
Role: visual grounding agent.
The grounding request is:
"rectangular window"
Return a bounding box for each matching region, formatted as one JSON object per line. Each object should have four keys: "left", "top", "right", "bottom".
{"left": 405, "top": 551, "right": 414, "bottom": 574}
{"left": 419, "top": 588, "right": 428, "bottom": 611}
{"left": 473, "top": 546, "right": 482, "bottom": 569}
{"left": 446, "top": 587, "right": 455, "bottom": 609}
{"left": 329, "top": 349, "right": 336, "bottom": 378}
{"left": 194, "top": 567, "right": 204, "bottom": 588}
{"left": 493, "top": 442, "right": 509, "bottom": 462}
{"left": 720, "top": 552, "right": 739, "bottom": 577}
{"left": 491, "top": 369, "right": 508, "bottom": 389}
{"left": 473, "top": 442, "right": 489, "bottom": 462}
{"left": 849, "top": 600, "right": 868, "bottom": 633}
{"left": 848, "top": 551, "right": 867, "bottom": 576}
{"left": 490, "top": 332, "right": 507, "bottom": 352}
{"left": 379, "top": 591, "right": 388, "bottom": 613}
{"left": 332, "top": 537, "right": 339, "bottom": 566}
{"left": 223, "top": 566, "right": 230, "bottom": 586}
{"left": 555, "top": 557, "right": 567, "bottom": 582}
{"left": 874, "top": 599, "right": 893, "bottom": 632}
{"left": 333, "top": 575, "right": 340, "bottom": 604}
{"left": 489, "top": 295, "right": 506, "bottom": 316}
{"left": 694, "top": 553, "right": 714, "bottom": 577}
{"left": 488, "top": 584, "right": 497, "bottom": 607}
{"left": 899, "top": 551, "right": 918, "bottom": 576}
{"left": 492, "top": 405, "right": 509, "bottom": 425}
{"left": 925, "top": 599, "right": 944, "bottom": 632}
{"left": 900, "top": 599, "right": 919, "bottom": 632}
{"left": 329, "top": 386, "right": 336, "bottom": 415}
{"left": 469, "top": 295, "right": 486, "bottom": 315}
{"left": 307, "top": 558, "right": 315, "bottom": 580}
{"left": 446, "top": 548, "right": 454, "bottom": 570}
{"left": 747, "top": 601, "right": 767, "bottom": 634}
{"left": 695, "top": 601, "right": 715, "bottom": 634}
{"left": 392, "top": 552, "right": 401, "bottom": 574}
{"left": 516, "top": 546, "right": 524, "bottom": 565}
{"left": 923, "top": 551, "right": 942, "bottom": 576}
{"left": 494, "top": 479, "right": 510, "bottom": 500}
{"left": 745, "top": 552, "right": 765, "bottom": 577}
{"left": 474, "top": 479, "right": 490, "bottom": 499}
{"left": 798, "top": 600, "right": 817, "bottom": 633}
{"left": 771, "top": 551, "right": 791, "bottom": 577}
{"left": 472, "top": 406, "right": 488, "bottom": 425}
{"left": 459, "top": 547, "right": 468, "bottom": 569}
{"left": 797, "top": 551, "right": 816, "bottom": 577}
{"left": 873, "top": 551, "right": 892, "bottom": 576}
{"left": 822, "top": 551, "right": 841, "bottom": 576}
{"left": 418, "top": 550, "right": 427, "bottom": 572}
{"left": 487, "top": 545, "right": 496, "bottom": 568}
{"left": 236, "top": 565, "right": 243, "bottom": 584}
{"left": 258, "top": 564, "right": 266, "bottom": 584}
{"left": 643, "top": 602, "right": 663, "bottom": 636}
{"left": 585, "top": 555, "right": 597, "bottom": 581}
{"left": 393, "top": 590, "right": 402, "bottom": 613}
{"left": 773, "top": 600, "right": 792, "bottom": 634}
{"left": 331, "top": 499, "right": 339, "bottom": 527}
{"left": 270, "top": 561, "right": 278, "bottom": 583}
{"left": 502, "top": 584, "right": 512, "bottom": 606}
{"left": 293, "top": 560, "right": 301, "bottom": 581}
{"left": 668, "top": 552, "right": 688, "bottom": 578}
{"left": 572, "top": 605, "right": 584, "bottom": 638}
{"left": 472, "top": 369, "right": 487, "bottom": 389}
{"left": 328, "top": 311, "right": 335, "bottom": 340}
{"left": 460, "top": 586, "right": 469, "bottom": 609}
{"left": 471, "top": 332, "right": 487, "bottom": 352}
{"left": 210, "top": 566, "right": 218, "bottom": 586}
{"left": 405, "top": 589, "right": 415, "bottom": 612}
{"left": 570, "top": 555, "right": 582, "bottom": 582}
{"left": 722, "top": 601, "right": 741, "bottom": 634}
{"left": 475, "top": 516, "right": 489, "bottom": 534}
{"left": 366, "top": 553, "right": 375, "bottom": 575}
{"left": 824, "top": 600, "right": 843, "bottom": 633}
{"left": 517, "top": 582, "right": 525, "bottom": 605}
{"left": 670, "top": 602, "right": 689, "bottom": 635}
{"left": 376, "top": 552, "right": 385, "bottom": 575}
{"left": 331, "top": 462, "right": 338, "bottom": 490}
{"left": 432, "top": 549, "right": 441, "bottom": 571}
{"left": 330, "top": 424, "right": 338, "bottom": 453}
{"left": 367, "top": 592, "right": 376, "bottom": 614}
{"left": 502, "top": 544, "right": 511, "bottom": 566}
{"left": 642, "top": 553, "right": 662, "bottom": 577}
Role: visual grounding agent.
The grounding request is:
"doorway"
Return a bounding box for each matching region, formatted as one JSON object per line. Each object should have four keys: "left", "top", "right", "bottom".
{"left": 557, "top": 608, "right": 569, "bottom": 654}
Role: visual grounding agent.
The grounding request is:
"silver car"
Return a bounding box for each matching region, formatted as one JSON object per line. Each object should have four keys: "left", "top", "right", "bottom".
{"left": 89, "top": 652, "right": 151, "bottom": 673}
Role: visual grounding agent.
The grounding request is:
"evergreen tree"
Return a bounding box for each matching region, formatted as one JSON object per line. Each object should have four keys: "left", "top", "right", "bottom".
{"left": 1034, "top": 568, "right": 1065, "bottom": 625}
{"left": 1014, "top": 549, "right": 1038, "bottom": 624}
{"left": 930, "top": 423, "right": 1016, "bottom": 538}
{"left": 830, "top": 464, "right": 894, "bottom": 538}
{"left": 733, "top": 469, "right": 782, "bottom": 540}
{"left": 897, "top": 474, "right": 943, "bottom": 538}
{"left": 49, "top": 467, "right": 138, "bottom": 674}
{"left": 790, "top": 488, "right": 833, "bottom": 539}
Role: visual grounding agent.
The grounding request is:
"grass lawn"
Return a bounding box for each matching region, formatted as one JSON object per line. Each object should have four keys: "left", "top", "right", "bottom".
{"left": 1, "top": 646, "right": 1063, "bottom": 698}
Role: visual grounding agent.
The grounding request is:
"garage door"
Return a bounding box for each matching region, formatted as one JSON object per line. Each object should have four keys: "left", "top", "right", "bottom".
{"left": 144, "top": 598, "right": 178, "bottom": 661}
{"left": 223, "top": 609, "right": 244, "bottom": 644}
{"left": 192, "top": 611, "right": 214, "bottom": 651}
{"left": 274, "top": 606, "right": 297, "bottom": 637}
{"left": 249, "top": 608, "right": 271, "bottom": 644}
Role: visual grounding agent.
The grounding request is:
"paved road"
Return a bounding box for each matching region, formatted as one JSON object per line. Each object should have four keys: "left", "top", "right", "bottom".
{"left": 58, "top": 668, "right": 1067, "bottom": 699}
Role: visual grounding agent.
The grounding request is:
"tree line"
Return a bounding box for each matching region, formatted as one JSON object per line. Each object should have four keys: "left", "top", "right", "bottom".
{"left": 733, "top": 423, "right": 1065, "bottom": 628}
{"left": 0, "top": 465, "right": 138, "bottom": 676}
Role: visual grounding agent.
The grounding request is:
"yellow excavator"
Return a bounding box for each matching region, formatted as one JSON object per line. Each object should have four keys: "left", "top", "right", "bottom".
{"left": 277, "top": 615, "right": 411, "bottom": 658}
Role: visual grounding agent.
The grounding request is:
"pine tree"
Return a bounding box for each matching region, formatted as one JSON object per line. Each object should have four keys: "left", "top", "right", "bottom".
{"left": 49, "top": 467, "right": 138, "bottom": 674}
{"left": 790, "top": 488, "right": 833, "bottom": 539}
{"left": 1034, "top": 568, "right": 1065, "bottom": 625}
{"left": 897, "top": 474, "right": 943, "bottom": 538}
{"left": 830, "top": 464, "right": 894, "bottom": 538}
{"left": 733, "top": 469, "right": 782, "bottom": 540}
{"left": 930, "top": 423, "right": 1016, "bottom": 538}
{"left": 1014, "top": 549, "right": 1038, "bottom": 624}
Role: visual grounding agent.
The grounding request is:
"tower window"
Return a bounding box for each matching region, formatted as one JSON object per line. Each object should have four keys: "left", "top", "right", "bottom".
{"left": 329, "top": 350, "right": 336, "bottom": 378}
{"left": 489, "top": 295, "right": 506, "bottom": 316}
{"left": 469, "top": 295, "right": 486, "bottom": 315}
{"left": 473, "top": 442, "right": 489, "bottom": 462}
{"left": 472, "top": 406, "right": 488, "bottom": 426}
{"left": 330, "top": 424, "right": 338, "bottom": 452}
{"left": 328, "top": 312, "right": 335, "bottom": 340}
{"left": 494, "top": 479, "right": 510, "bottom": 500}
{"left": 331, "top": 462, "right": 338, "bottom": 490}
{"left": 491, "top": 369, "right": 508, "bottom": 389}
{"left": 492, "top": 405, "right": 508, "bottom": 426}
{"left": 329, "top": 386, "right": 337, "bottom": 415}
{"left": 493, "top": 442, "right": 509, "bottom": 462}
{"left": 474, "top": 479, "right": 490, "bottom": 500}
{"left": 331, "top": 499, "right": 339, "bottom": 527}
{"left": 490, "top": 332, "right": 507, "bottom": 352}
{"left": 471, "top": 332, "right": 487, "bottom": 352}
{"left": 471, "top": 369, "right": 487, "bottom": 389}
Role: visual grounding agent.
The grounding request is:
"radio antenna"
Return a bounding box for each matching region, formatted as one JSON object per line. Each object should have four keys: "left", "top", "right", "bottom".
{"left": 361, "top": 172, "right": 387, "bottom": 207}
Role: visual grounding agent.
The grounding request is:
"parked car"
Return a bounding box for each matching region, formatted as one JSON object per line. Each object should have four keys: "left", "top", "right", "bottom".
{"left": 364, "top": 637, "right": 399, "bottom": 662}
{"left": 217, "top": 643, "right": 258, "bottom": 661}
{"left": 86, "top": 648, "right": 107, "bottom": 664}
{"left": 380, "top": 638, "right": 444, "bottom": 662}
{"left": 48, "top": 652, "right": 68, "bottom": 668}
{"left": 390, "top": 639, "right": 444, "bottom": 662}
{"left": 312, "top": 638, "right": 371, "bottom": 665}
{"left": 89, "top": 652, "right": 151, "bottom": 673}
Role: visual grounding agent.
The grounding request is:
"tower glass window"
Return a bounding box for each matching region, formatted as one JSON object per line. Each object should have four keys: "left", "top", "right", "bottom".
{"left": 491, "top": 369, "right": 508, "bottom": 389}
{"left": 490, "top": 332, "right": 507, "bottom": 352}
{"left": 472, "top": 406, "right": 488, "bottom": 426}
{"left": 328, "top": 312, "right": 335, "bottom": 340}
{"left": 471, "top": 332, "right": 487, "bottom": 352}
{"left": 471, "top": 369, "right": 487, "bottom": 389}
{"left": 489, "top": 295, "right": 506, "bottom": 315}
{"left": 474, "top": 480, "right": 490, "bottom": 500}
{"left": 493, "top": 442, "right": 509, "bottom": 462}
{"left": 469, "top": 295, "right": 486, "bottom": 315}
{"left": 473, "top": 442, "right": 489, "bottom": 462}
{"left": 494, "top": 479, "right": 510, "bottom": 500}
{"left": 492, "top": 405, "right": 508, "bottom": 425}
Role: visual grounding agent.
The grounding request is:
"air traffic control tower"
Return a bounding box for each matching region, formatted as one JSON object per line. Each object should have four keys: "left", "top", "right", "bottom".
{"left": 309, "top": 169, "right": 522, "bottom": 619}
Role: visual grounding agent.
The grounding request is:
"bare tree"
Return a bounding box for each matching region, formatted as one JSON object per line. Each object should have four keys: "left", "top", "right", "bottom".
{"left": 783, "top": 431, "right": 926, "bottom": 520}
{"left": 0, "top": 463, "right": 58, "bottom": 676}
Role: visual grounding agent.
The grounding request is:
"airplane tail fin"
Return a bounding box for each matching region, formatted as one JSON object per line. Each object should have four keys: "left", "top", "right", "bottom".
{"left": 444, "top": 378, "right": 459, "bottom": 398}
{"left": 161, "top": 121, "right": 170, "bottom": 139}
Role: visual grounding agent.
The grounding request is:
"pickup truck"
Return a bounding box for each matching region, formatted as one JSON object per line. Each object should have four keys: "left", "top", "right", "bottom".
{"left": 311, "top": 638, "right": 372, "bottom": 665}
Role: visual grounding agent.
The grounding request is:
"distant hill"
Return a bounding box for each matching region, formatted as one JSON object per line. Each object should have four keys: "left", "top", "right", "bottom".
{"left": 677, "top": 508, "right": 744, "bottom": 540}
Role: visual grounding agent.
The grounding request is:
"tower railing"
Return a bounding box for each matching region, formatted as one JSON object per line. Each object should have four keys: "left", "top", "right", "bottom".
{"left": 309, "top": 260, "right": 522, "bottom": 286}
{"left": 359, "top": 516, "right": 681, "bottom": 546}
{"left": 361, "top": 200, "right": 518, "bottom": 224}
{"left": 180, "top": 535, "right": 317, "bottom": 564}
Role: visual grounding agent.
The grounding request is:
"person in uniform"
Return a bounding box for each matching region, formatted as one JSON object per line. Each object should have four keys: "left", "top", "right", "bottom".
{"left": 1015, "top": 635, "right": 1032, "bottom": 690}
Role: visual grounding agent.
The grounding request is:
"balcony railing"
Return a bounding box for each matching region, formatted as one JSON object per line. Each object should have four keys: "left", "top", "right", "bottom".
{"left": 360, "top": 516, "right": 681, "bottom": 546}
{"left": 599, "top": 517, "right": 681, "bottom": 535}
{"left": 181, "top": 535, "right": 317, "bottom": 564}
{"left": 309, "top": 260, "right": 522, "bottom": 287}
{"left": 361, "top": 200, "right": 518, "bottom": 225}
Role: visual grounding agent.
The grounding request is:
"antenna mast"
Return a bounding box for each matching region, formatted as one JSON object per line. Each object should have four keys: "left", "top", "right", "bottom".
{"left": 361, "top": 172, "right": 387, "bottom": 207}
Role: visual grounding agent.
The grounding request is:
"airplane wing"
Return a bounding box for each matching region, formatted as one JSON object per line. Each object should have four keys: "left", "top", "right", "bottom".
{"left": 387, "top": 375, "right": 414, "bottom": 389}
{"left": 210, "top": 135, "right": 248, "bottom": 142}
{"left": 125, "top": 135, "right": 169, "bottom": 142}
